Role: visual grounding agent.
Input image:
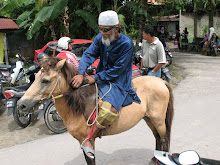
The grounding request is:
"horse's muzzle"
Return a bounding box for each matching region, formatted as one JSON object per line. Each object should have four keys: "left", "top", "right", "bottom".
{"left": 17, "top": 98, "right": 39, "bottom": 113}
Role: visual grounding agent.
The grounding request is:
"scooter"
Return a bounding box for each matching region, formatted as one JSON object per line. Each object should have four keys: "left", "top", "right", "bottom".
{"left": 154, "top": 150, "right": 220, "bottom": 165}
{"left": 0, "top": 54, "right": 27, "bottom": 114}
{"left": 4, "top": 62, "right": 67, "bottom": 133}
{"left": 4, "top": 63, "right": 40, "bottom": 127}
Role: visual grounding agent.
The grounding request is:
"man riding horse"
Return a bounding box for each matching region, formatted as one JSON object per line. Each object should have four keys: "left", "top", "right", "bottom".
{"left": 71, "top": 10, "right": 141, "bottom": 159}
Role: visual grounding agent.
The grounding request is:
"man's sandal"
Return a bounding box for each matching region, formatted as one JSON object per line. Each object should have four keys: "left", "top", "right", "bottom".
{"left": 80, "top": 138, "right": 95, "bottom": 159}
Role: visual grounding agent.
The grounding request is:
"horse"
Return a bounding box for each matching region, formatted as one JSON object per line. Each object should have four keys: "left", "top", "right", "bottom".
{"left": 17, "top": 57, "right": 174, "bottom": 165}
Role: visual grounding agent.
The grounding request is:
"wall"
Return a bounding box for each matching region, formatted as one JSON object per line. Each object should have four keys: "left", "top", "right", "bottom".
{"left": 6, "top": 30, "right": 45, "bottom": 62}
{"left": 180, "top": 12, "right": 220, "bottom": 39}
{"left": 0, "top": 33, "right": 4, "bottom": 64}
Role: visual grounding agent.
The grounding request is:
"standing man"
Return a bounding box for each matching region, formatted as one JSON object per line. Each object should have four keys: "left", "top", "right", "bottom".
{"left": 71, "top": 10, "right": 140, "bottom": 160}
{"left": 141, "top": 25, "right": 166, "bottom": 78}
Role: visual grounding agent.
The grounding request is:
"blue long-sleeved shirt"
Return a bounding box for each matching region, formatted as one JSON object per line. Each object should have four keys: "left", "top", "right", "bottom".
{"left": 79, "top": 33, "right": 140, "bottom": 111}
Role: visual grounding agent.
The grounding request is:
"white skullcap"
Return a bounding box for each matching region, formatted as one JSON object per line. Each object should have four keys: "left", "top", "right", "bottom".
{"left": 98, "top": 10, "right": 119, "bottom": 26}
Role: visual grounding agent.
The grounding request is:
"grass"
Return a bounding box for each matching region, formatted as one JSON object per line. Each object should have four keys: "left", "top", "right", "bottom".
{"left": 168, "top": 64, "right": 187, "bottom": 89}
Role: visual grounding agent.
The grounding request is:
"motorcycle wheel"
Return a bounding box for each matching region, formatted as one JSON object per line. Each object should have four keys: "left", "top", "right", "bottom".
{"left": 161, "top": 73, "right": 170, "bottom": 83}
{"left": 44, "top": 102, "right": 67, "bottom": 134}
{"left": 0, "top": 99, "right": 6, "bottom": 116}
{"left": 13, "top": 106, "right": 32, "bottom": 128}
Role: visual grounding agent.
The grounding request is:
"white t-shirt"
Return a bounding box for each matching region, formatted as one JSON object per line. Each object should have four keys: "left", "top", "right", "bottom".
{"left": 141, "top": 37, "right": 166, "bottom": 68}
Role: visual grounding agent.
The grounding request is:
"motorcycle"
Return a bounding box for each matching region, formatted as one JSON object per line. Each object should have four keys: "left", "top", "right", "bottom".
{"left": 4, "top": 61, "right": 67, "bottom": 133}
{"left": 140, "top": 63, "right": 171, "bottom": 83}
{"left": 38, "top": 99, "right": 67, "bottom": 134}
{"left": 209, "top": 41, "right": 217, "bottom": 56}
{"left": 4, "top": 63, "right": 40, "bottom": 127}
{"left": 154, "top": 150, "right": 220, "bottom": 165}
{"left": 164, "top": 47, "right": 173, "bottom": 66}
{"left": 0, "top": 53, "right": 27, "bottom": 114}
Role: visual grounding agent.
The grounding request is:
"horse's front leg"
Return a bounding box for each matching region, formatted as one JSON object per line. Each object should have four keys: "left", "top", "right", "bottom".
{"left": 83, "top": 150, "right": 96, "bottom": 165}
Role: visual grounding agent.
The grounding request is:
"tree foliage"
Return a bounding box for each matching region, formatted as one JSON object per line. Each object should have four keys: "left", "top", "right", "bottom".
{"left": 1, "top": 0, "right": 219, "bottom": 42}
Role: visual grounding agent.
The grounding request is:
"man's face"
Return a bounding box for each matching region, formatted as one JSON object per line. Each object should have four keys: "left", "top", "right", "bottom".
{"left": 142, "top": 31, "right": 150, "bottom": 41}
{"left": 99, "top": 25, "right": 116, "bottom": 46}
{"left": 68, "top": 43, "right": 72, "bottom": 51}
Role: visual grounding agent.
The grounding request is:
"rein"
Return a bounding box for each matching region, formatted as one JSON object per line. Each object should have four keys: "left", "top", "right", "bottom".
{"left": 38, "top": 70, "right": 112, "bottom": 137}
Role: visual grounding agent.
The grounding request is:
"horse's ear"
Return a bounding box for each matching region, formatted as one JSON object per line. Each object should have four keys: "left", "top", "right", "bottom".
{"left": 55, "top": 59, "right": 66, "bottom": 70}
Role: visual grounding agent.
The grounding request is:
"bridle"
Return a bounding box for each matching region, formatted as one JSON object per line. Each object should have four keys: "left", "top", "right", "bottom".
{"left": 39, "top": 72, "right": 63, "bottom": 103}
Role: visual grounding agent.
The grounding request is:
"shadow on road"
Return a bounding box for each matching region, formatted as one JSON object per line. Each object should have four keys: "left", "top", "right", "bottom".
{"left": 65, "top": 148, "right": 155, "bottom": 165}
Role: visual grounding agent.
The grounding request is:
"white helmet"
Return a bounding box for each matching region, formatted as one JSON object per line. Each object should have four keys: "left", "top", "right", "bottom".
{"left": 57, "top": 37, "right": 73, "bottom": 50}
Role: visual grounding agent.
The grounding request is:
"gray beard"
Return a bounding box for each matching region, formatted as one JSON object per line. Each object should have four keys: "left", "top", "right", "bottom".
{"left": 102, "top": 31, "right": 115, "bottom": 47}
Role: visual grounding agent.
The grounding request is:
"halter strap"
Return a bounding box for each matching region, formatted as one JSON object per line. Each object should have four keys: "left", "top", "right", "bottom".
{"left": 40, "top": 72, "right": 62, "bottom": 103}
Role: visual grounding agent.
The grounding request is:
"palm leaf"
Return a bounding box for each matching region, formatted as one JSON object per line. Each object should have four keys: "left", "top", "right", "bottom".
{"left": 0, "top": 0, "right": 35, "bottom": 14}
{"left": 26, "top": 0, "right": 68, "bottom": 40}
{"left": 75, "top": 10, "right": 99, "bottom": 33}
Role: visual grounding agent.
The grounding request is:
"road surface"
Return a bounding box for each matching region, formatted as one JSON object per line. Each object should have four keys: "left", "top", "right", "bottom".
{"left": 0, "top": 52, "right": 220, "bottom": 164}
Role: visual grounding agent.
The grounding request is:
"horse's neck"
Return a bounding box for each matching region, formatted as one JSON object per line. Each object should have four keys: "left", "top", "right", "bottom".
{"left": 54, "top": 98, "right": 89, "bottom": 140}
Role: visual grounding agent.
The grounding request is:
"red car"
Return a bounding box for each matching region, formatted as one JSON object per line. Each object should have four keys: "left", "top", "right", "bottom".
{"left": 35, "top": 39, "right": 140, "bottom": 79}
{"left": 34, "top": 39, "right": 93, "bottom": 62}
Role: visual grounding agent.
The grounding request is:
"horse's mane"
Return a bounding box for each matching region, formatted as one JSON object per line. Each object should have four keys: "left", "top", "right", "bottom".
{"left": 40, "top": 57, "right": 96, "bottom": 115}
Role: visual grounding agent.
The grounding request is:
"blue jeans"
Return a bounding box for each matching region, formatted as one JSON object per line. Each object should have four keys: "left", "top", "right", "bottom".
{"left": 147, "top": 68, "right": 161, "bottom": 78}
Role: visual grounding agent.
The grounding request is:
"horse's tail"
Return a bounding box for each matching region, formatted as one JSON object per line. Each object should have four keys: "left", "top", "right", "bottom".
{"left": 165, "top": 81, "right": 174, "bottom": 146}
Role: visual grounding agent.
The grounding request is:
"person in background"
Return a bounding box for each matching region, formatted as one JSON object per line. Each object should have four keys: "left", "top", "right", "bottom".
{"left": 203, "top": 27, "right": 219, "bottom": 55}
{"left": 181, "top": 28, "right": 189, "bottom": 51}
{"left": 71, "top": 10, "right": 140, "bottom": 160}
{"left": 174, "top": 38, "right": 178, "bottom": 52}
{"left": 175, "top": 29, "right": 181, "bottom": 50}
{"left": 56, "top": 37, "right": 79, "bottom": 68}
{"left": 140, "top": 25, "right": 167, "bottom": 78}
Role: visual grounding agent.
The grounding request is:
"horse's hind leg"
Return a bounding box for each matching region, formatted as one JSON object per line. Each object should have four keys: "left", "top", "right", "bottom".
{"left": 143, "top": 116, "right": 169, "bottom": 152}
{"left": 143, "top": 116, "right": 162, "bottom": 150}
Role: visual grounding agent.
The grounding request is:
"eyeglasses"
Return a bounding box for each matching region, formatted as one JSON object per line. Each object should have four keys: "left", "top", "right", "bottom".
{"left": 99, "top": 26, "right": 115, "bottom": 32}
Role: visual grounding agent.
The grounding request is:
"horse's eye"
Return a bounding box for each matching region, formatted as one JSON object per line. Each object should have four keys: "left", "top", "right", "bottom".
{"left": 42, "top": 79, "right": 50, "bottom": 84}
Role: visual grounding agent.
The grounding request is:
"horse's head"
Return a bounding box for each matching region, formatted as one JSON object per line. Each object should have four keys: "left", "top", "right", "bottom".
{"left": 18, "top": 58, "right": 77, "bottom": 112}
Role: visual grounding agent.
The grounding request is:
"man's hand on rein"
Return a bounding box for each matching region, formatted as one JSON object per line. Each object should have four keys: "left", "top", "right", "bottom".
{"left": 71, "top": 75, "right": 84, "bottom": 88}
{"left": 85, "top": 75, "right": 96, "bottom": 84}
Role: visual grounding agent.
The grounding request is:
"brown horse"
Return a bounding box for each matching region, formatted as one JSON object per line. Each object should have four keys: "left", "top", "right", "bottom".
{"left": 17, "top": 58, "right": 174, "bottom": 165}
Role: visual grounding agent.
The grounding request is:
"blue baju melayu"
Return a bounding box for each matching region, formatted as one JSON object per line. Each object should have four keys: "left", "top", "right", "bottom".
{"left": 79, "top": 33, "right": 141, "bottom": 111}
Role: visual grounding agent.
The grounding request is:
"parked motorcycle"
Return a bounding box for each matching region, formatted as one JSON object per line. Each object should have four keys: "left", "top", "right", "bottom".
{"left": 4, "top": 59, "right": 67, "bottom": 133}
{"left": 154, "top": 150, "right": 220, "bottom": 165}
{"left": 4, "top": 63, "right": 40, "bottom": 127}
{"left": 209, "top": 41, "right": 217, "bottom": 56}
{"left": 164, "top": 47, "right": 173, "bottom": 66}
{"left": 0, "top": 53, "right": 27, "bottom": 114}
{"left": 37, "top": 99, "right": 67, "bottom": 134}
{"left": 140, "top": 64, "right": 171, "bottom": 83}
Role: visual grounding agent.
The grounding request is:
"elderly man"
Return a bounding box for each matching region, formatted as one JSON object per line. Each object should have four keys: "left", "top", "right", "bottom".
{"left": 71, "top": 10, "right": 140, "bottom": 159}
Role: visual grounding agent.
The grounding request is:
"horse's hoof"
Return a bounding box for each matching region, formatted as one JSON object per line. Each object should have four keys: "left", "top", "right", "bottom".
{"left": 149, "top": 157, "right": 156, "bottom": 165}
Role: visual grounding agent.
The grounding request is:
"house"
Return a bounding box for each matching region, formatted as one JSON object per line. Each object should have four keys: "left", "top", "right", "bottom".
{"left": 0, "top": 16, "right": 19, "bottom": 64}
{"left": 153, "top": 15, "right": 179, "bottom": 39}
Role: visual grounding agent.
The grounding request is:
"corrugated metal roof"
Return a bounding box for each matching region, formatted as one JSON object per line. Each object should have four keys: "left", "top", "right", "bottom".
{"left": 147, "top": 0, "right": 166, "bottom": 5}
{"left": 0, "top": 18, "right": 19, "bottom": 30}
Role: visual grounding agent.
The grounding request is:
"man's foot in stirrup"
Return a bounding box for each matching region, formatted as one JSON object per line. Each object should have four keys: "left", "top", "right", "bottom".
{"left": 80, "top": 138, "right": 95, "bottom": 159}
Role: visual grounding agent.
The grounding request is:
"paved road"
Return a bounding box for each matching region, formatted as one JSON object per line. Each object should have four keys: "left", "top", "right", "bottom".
{"left": 0, "top": 52, "right": 220, "bottom": 165}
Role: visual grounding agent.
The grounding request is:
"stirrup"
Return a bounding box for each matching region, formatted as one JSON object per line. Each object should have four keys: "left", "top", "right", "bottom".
{"left": 80, "top": 138, "right": 95, "bottom": 159}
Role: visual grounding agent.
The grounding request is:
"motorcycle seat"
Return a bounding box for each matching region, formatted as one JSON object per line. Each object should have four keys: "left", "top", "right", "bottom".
{"left": 11, "top": 83, "right": 31, "bottom": 92}
{"left": 0, "top": 64, "right": 11, "bottom": 69}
